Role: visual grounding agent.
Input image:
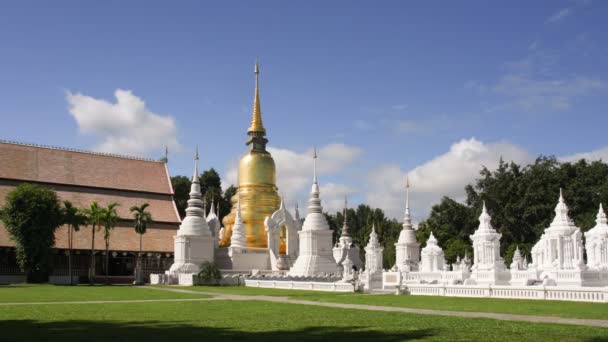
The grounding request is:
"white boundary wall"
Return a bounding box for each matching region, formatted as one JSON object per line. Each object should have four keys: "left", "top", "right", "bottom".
{"left": 245, "top": 279, "right": 355, "bottom": 292}
{"left": 401, "top": 284, "right": 608, "bottom": 303}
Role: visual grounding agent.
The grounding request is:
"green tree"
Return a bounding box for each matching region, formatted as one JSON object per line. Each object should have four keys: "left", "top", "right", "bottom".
{"left": 61, "top": 200, "right": 87, "bottom": 285}
{"left": 171, "top": 175, "right": 190, "bottom": 218}
{"left": 0, "top": 184, "right": 62, "bottom": 282}
{"left": 100, "top": 202, "right": 120, "bottom": 285}
{"left": 83, "top": 202, "right": 104, "bottom": 284}
{"left": 197, "top": 261, "right": 222, "bottom": 285}
{"left": 419, "top": 156, "right": 608, "bottom": 263}
{"left": 220, "top": 185, "right": 238, "bottom": 221}
{"left": 130, "top": 203, "right": 152, "bottom": 285}
{"left": 172, "top": 169, "right": 236, "bottom": 223}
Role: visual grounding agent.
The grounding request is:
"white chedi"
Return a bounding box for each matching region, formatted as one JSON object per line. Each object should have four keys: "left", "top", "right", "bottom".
{"left": 510, "top": 246, "right": 526, "bottom": 270}
{"left": 364, "top": 224, "right": 384, "bottom": 274}
{"left": 530, "top": 190, "right": 585, "bottom": 271}
{"left": 470, "top": 202, "right": 506, "bottom": 272}
{"left": 395, "top": 177, "right": 420, "bottom": 272}
{"left": 585, "top": 204, "right": 608, "bottom": 270}
{"left": 333, "top": 197, "right": 362, "bottom": 271}
{"left": 420, "top": 232, "right": 446, "bottom": 272}
{"left": 289, "top": 149, "right": 341, "bottom": 277}
{"left": 229, "top": 196, "right": 247, "bottom": 248}
{"left": 168, "top": 149, "right": 214, "bottom": 275}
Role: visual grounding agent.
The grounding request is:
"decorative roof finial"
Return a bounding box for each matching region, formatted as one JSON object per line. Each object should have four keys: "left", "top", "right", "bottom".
{"left": 248, "top": 59, "right": 265, "bottom": 135}
{"left": 313, "top": 146, "right": 318, "bottom": 184}
{"left": 192, "top": 147, "right": 199, "bottom": 183}
{"left": 341, "top": 196, "right": 350, "bottom": 237}
{"left": 164, "top": 144, "right": 169, "bottom": 162}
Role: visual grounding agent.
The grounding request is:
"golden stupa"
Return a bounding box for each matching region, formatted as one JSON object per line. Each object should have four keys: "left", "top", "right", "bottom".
{"left": 220, "top": 62, "right": 282, "bottom": 249}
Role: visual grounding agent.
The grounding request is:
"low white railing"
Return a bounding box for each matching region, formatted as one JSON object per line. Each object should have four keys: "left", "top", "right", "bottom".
{"left": 401, "top": 284, "right": 608, "bottom": 303}
{"left": 245, "top": 279, "right": 355, "bottom": 292}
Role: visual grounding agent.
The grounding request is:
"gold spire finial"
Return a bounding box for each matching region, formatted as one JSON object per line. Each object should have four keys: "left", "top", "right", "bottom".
{"left": 247, "top": 60, "right": 266, "bottom": 135}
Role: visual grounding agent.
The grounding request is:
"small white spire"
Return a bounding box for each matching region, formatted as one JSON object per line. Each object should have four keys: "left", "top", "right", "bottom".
{"left": 192, "top": 146, "right": 199, "bottom": 183}
{"left": 402, "top": 176, "right": 413, "bottom": 230}
{"left": 597, "top": 203, "right": 607, "bottom": 225}
{"left": 313, "top": 146, "right": 318, "bottom": 184}
{"left": 230, "top": 194, "right": 246, "bottom": 248}
{"left": 294, "top": 202, "right": 300, "bottom": 220}
{"left": 210, "top": 198, "right": 216, "bottom": 216}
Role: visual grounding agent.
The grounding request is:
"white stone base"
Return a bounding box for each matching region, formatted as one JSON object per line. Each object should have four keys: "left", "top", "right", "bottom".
{"left": 229, "top": 247, "right": 271, "bottom": 270}
{"left": 469, "top": 269, "right": 511, "bottom": 285}
{"left": 403, "top": 270, "right": 470, "bottom": 285}
{"left": 245, "top": 279, "right": 355, "bottom": 292}
{"left": 401, "top": 283, "right": 608, "bottom": 303}
{"left": 289, "top": 254, "right": 341, "bottom": 277}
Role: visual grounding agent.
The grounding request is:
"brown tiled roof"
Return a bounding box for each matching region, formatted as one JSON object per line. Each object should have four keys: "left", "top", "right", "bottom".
{"left": 0, "top": 183, "right": 179, "bottom": 223}
{"left": 0, "top": 140, "right": 173, "bottom": 194}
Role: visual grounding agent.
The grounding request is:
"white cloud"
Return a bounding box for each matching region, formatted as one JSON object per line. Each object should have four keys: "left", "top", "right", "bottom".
{"left": 66, "top": 89, "right": 179, "bottom": 156}
{"left": 547, "top": 8, "right": 572, "bottom": 23}
{"left": 366, "top": 138, "right": 533, "bottom": 220}
{"left": 560, "top": 146, "right": 608, "bottom": 162}
{"left": 396, "top": 120, "right": 422, "bottom": 133}
{"left": 354, "top": 119, "right": 372, "bottom": 130}
{"left": 492, "top": 74, "right": 604, "bottom": 112}
{"left": 224, "top": 143, "right": 362, "bottom": 214}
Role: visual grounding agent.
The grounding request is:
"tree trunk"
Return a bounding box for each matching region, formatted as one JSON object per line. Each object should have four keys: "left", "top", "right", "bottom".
{"left": 105, "top": 238, "right": 109, "bottom": 285}
{"left": 136, "top": 234, "right": 143, "bottom": 285}
{"left": 89, "top": 225, "right": 95, "bottom": 285}
{"left": 68, "top": 225, "right": 73, "bottom": 286}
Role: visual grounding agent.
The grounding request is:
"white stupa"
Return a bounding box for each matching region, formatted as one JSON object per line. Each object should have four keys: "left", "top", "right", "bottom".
{"left": 586, "top": 204, "right": 608, "bottom": 270}
{"left": 168, "top": 148, "right": 214, "bottom": 276}
{"left": 289, "top": 148, "right": 341, "bottom": 277}
{"left": 468, "top": 201, "right": 509, "bottom": 285}
{"left": 364, "top": 224, "right": 384, "bottom": 274}
{"left": 333, "top": 197, "right": 362, "bottom": 271}
{"left": 420, "top": 232, "right": 446, "bottom": 272}
{"left": 395, "top": 176, "right": 420, "bottom": 272}
{"left": 510, "top": 246, "right": 526, "bottom": 270}
{"left": 530, "top": 189, "right": 585, "bottom": 274}
{"left": 229, "top": 196, "right": 247, "bottom": 249}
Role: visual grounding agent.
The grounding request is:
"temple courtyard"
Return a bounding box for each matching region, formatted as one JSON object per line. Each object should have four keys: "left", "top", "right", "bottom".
{"left": 0, "top": 285, "right": 607, "bottom": 341}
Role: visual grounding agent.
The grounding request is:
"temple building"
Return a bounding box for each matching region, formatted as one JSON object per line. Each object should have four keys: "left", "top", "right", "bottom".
{"left": 585, "top": 204, "right": 608, "bottom": 270}
{"left": 289, "top": 149, "right": 341, "bottom": 277}
{"left": 529, "top": 190, "right": 586, "bottom": 285}
{"left": 0, "top": 140, "right": 180, "bottom": 282}
{"left": 332, "top": 197, "right": 362, "bottom": 271}
{"left": 394, "top": 177, "right": 420, "bottom": 272}
{"left": 468, "top": 202, "right": 509, "bottom": 285}
{"left": 419, "top": 232, "right": 446, "bottom": 273}
{"left": 220, "top": 62, "right": 282, "bottom": 250}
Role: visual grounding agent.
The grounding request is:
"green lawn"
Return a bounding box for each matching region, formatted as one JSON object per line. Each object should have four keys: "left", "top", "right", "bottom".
{"left": 0, "top": 284, "right": 209, "bottom": 303}
{"left": 1, "top": 299, "right": 607, "bottom": 341}
{"left": 174, "top": 285, "right": 608, "bottom": 320}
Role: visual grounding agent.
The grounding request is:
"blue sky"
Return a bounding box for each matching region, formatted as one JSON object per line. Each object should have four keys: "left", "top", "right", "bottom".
{"left": 1, "top": 1, "right": 607, "bottom": 220}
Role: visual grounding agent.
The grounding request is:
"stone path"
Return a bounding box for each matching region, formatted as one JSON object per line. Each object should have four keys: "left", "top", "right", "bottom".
{"left": 144, "top": 286, "right": 608, "bottom": 328}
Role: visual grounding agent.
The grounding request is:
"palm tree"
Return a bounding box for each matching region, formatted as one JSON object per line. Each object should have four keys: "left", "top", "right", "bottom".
{"left": 61, "top": 201, "right": 87, "bottom": 285}
{"left": 130, "top": 203, "right": 152, "bottom": 285}
{"left": 100, "top": 202, "right": 120, "bottom": 285}
{"left": 83, "top": 202, "right": 103, "bottom": 284}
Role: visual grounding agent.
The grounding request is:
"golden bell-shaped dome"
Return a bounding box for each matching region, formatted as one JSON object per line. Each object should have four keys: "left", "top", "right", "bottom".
{"left": 220, "top": 62, "right": 282, "bottom": 249}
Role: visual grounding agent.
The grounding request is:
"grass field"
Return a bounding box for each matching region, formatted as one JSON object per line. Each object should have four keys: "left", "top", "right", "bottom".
{"left": 172, "top": 285, "right": 608, "bottom": 320}
{"left": 1, "top": 285, "right": 608, "bottom": 341}
{"left": 0, "top": 284, "right": 209, "bottom": 302}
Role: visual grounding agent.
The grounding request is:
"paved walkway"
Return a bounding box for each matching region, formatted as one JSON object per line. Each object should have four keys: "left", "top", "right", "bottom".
{"left": 144, "top": 286, "right": 608, "bottom": 328}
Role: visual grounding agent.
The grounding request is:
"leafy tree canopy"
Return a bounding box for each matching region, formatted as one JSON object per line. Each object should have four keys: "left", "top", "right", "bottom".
{"left": 0, "top": 183, "right": 62, "bottom": 281}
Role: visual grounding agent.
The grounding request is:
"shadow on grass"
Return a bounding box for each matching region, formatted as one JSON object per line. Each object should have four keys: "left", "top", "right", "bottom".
{"left": 0, "top": 320, "right": 436, "bottom": 342}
